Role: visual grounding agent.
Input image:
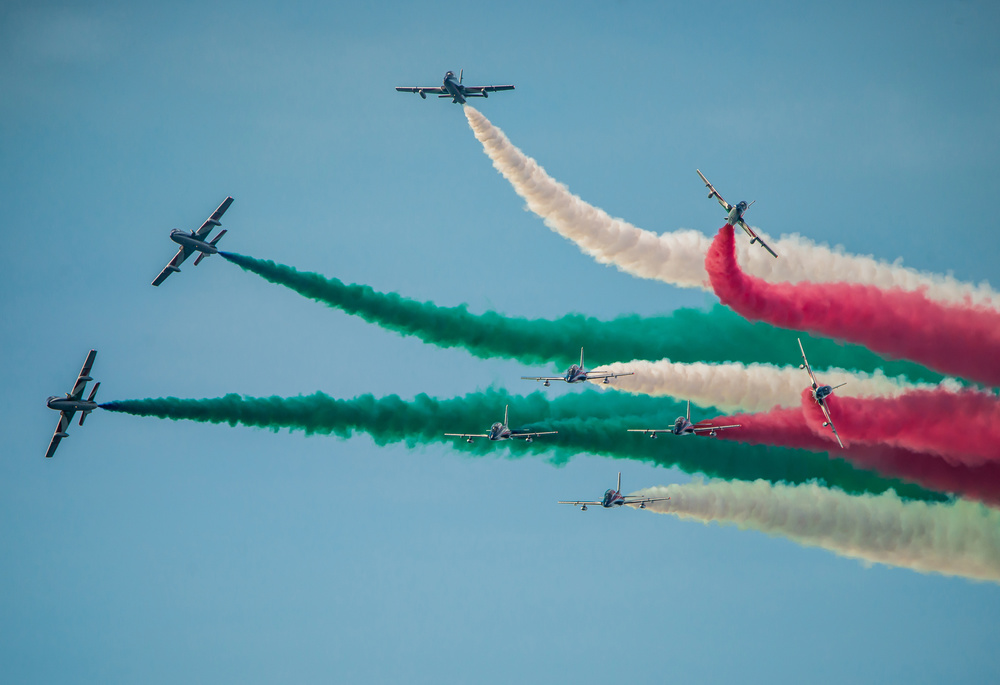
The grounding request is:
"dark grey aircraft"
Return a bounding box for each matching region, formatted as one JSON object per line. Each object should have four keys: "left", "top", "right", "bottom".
{"left": 445, "top": 405, "right": 556, "bottom": 444}
{"left": 628, "top": 400, "right": 741, "bottom": 439}
{"left": 152, "top": 197, "right": 234, "bottom": 286}
{"left": 44, "top": 349, "right": 99, "bottom": 458}
{"left": 395, "top": 70, "right": 514, "bottom": 104}
{"left": 521, "top": 348, "right": 634, "bottom": 387}
{"left": 798, "top": 338, "right": 846, "bottom": 448}
{"left": 696, "top": 170, "right": 778, "bottom": 258}
{"left": 558, "top": 472, "right": 671, "bottom": 511}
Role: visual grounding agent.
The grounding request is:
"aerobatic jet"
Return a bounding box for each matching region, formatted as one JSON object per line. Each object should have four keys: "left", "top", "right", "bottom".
{"left": 696, "top": 169, "right": 778, "bottom": 258}
{"left": 558, "top": 472, "right": 671, "bottom": 511}
{"left": 395, "top": 70, "right": 514, "bottom": 104}
{"left": 44, "top": 349, "right": 100, "bottom": 458}
{"left": 521, "top": 348, "right": 634, "bottom": 387}
{"left": 444, "top": 405, "right": 557, "bottom": 444}
{"left": 151, "top": 196, "right": 234, "bottom": 286}
{"left": 627, "top": 400, "right": 741, "bottom": 439}
{"left": 798, "top": 338, "right": 846, "bottom": 448}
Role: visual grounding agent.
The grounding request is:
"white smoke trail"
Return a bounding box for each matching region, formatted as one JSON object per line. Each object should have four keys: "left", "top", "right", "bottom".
{"left": 465, "top": 106, "right": 998, "bottom": 308}
{"left": 632, "top": 479, "right": 1000, "bottom": 582}
{"left": 587, "top": 359, "right": 956, "bottom": 413}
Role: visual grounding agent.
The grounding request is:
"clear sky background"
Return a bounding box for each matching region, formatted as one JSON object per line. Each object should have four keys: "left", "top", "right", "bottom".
{"left": 2, "top": 0, "right": 999, "bottom": 682}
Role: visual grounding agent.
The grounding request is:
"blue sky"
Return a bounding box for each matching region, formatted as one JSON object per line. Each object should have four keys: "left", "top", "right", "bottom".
{"left": 2, "top": 0, "right": 999, "bottom": 682}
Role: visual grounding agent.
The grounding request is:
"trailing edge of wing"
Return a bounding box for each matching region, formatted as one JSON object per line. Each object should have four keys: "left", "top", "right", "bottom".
{"left": 195, "top": 196, "right": 234, "bottom": 237}
{"left": 70, "top": 350, "right": 97, "bottom": 398}
{"left": 557, "top": 500, "right": 601, "bottom": 506}
{"left": 152, "top": 247, "right": 190, "bottom": 286}
{"left": 521, "top": 376, "right": 563, "bottom": 382}
{"left": 691, "top": 424, "right": 742, "bottom": 432}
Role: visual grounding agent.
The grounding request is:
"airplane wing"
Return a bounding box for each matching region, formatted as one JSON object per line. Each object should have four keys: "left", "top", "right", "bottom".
{"left": 44, "top": 411, "right": 74, "bottom": 458}
{"left": 193, "top": 196, "right": 234, "bottom": 240}
{"left": 696, "top": 169, "right": 732, "bottom": 211}
{"left": 395, "top": 86, "right": 447, "bottom": 94}
{"left": 797, "top": 338, "right": 820, "bottom": 389}
{"left": 151, "top": 246, "right": 194, "bottom": 286}
{"left": 557, "top": 500, "right": 602, "bottom": 506}
{"left": 690, "top": 423, "right": 742, "bottom": 434}
{"left": 819, "top": 402, "right": 845, "bottom": 449}
{"left": 510, "top": 431, "right": 558, "bottom": 439}
{"left": 69, "top": 349, "right": 97, "bottom": 399}
{"left": 737, "top": 219, "right": 779, "bottom": 258}
{"left": 521, "top": 376, "right": 564, "bottom": 383}
{"left": 623, "top": 496, "right": 671, "bottom": 505}
{"left": 627, "top": 429, "right": 670, "bottom": 436}
{"left": 586, "top": 371, "right": 635, "bottom": 381}
{"left": 444, "top": 433, "right": 489, "bottom": 439}
{"left": 462, "top": 84, "right": 515, "bottom": 96}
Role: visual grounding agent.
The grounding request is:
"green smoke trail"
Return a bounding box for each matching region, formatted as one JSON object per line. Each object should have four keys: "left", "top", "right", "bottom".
{"left": 219, "top": 251, "right": 944, "bottom": 382}
{"left": 101, "top": 388, "right": 942, "bottom": 501}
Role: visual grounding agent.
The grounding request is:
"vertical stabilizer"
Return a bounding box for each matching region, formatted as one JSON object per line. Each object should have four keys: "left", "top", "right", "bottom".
{"left": 686, "top": 400, "right": 691, "bottom": 422}
{"left": 617, "top": 472, "right": 621, "bottom": 494}
{"left": 504, "top": 404, "right": 508, "bottom": 427}
{"left": 580, "top": 347, "right": 585, "bottom": 369}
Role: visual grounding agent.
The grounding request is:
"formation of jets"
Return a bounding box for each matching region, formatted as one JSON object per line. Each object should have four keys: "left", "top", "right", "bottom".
{"left": 696, "top": 170, "right": 778, "bottom": 259}
{"left": 798, "top": 339, "right": 846, "bottom": 448}
{"left": 44, "top": 69, "right": 852, "bottom": 512}
{"left": 558, "top": 472, "right": 671, "bottom": 511}
{"left": 628, "top": 400, "right": 741, "bottom": 438}
{"left": 395, "top": 70, "right": 515, "bottom": 105}
{"left": 445, "top": 405, "right": 557, "bottom": 443}
{"left": 44, "top": 350, "right": 100, "bottom": 459}
{"left": 521, "top": 348, "right": 633, "bottom": 386}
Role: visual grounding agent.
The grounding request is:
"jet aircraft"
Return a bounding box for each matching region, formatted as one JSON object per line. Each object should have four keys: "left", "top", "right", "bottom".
{"left": 444, "top": 405, "right": 556, "bottom": 443}
{"left": 521, "top": 348, "right": 634, "bottom": 386}
{"left": 696, "top": 169, "right": 778, "bottom": 258}
{"left": 152, "top": 196, "right": 234, "bottom": 286}
{"left": 44, "top": 349, "right": 100, "bottom": 458}
{"left": 798, "top": 338, "right": 845, "bottom": 448}
{"left": 558, "top": 472, "right": 671, "bottom": 511}
{"left": 395, "top": 70, "right": 515, "bottom": 104}
{"left": 627, "top": 400, "right": 741, "bottom": 438}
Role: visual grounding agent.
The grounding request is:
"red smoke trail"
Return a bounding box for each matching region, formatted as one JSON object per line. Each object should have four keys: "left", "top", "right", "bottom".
{"left": 705, "top": 224, "right": 1000, "bottom": 387}
{"left": 715, "top": 397, "right": 1000, "bottom": 506}
{"left": 800, "top": 388, "right": 1000, "bottom": 466}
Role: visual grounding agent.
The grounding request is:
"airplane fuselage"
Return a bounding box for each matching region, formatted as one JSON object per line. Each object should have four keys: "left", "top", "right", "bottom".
{"left": 170, "top": 229, "right": 218, "bottom": 255}
{"left": 601, "top": 488, "right": 626, "bottom": 508}
{"left": 564, "top": 365, "right": 587, "bottom": 383}
{"left": 814, "top": 384, "right": 834, "bottom": 402}
{"left": 46, "top": 396, "right": 97, "bottom": 413}
{"left": 726, "top": 202, "right": 748, "bottom": 226}
{"left": 443, "top": 73, "right": 466, "bottom": 104}
{"left": 673, "top": 417, "right": 694, "bottom": 435}
{"left": 488, "top": 422, "right": 512, "bottom": 440}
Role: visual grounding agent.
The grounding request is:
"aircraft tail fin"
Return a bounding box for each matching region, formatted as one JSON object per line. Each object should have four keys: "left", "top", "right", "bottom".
{"left": 194, "top": 252, "right": 208, "bottom": 266}
{"left": 459, "top": 68, "right": 463, "bottom": 84}
{"left": 79, "top": 410, "right": 88, "bottom": 427}
{"left": 686, "top": 400, "right": 691, "bottom": 422}
{"left": 617, "top": 472, "right": 621, "bottom": 494}
{"left": 580, "top": 347, "right": 585, "bottom": 369}
{"left": 86, "top": 381, "right": 100, "bottom": 403}
{"left": 504, "top": 404, "right": 508, "bottom": 427}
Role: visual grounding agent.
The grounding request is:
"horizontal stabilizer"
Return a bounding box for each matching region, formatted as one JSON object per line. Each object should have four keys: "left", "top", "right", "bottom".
{"left": 86, "top": 382, "right": 100, "bottom": 403}
{"left": 209, "top": 229, "right": 227, "bottom": 246}
{"left": 79, "top": 411, "right": 88, "bottom": 427}
{"left": 194, "top": 252, "right": 207, "bottom": 266}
